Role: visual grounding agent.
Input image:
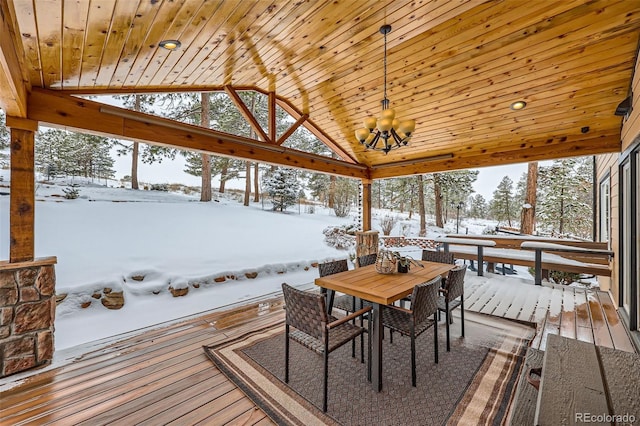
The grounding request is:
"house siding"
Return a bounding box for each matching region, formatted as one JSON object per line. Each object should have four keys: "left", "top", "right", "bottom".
{"left": 622, "top": 54, "right": 640, "bottom": 152}
{"left": 596, "top": 153, "right": 618, "bottom": 299}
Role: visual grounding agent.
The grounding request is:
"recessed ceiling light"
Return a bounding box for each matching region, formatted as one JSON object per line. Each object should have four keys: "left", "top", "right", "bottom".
{"left": 510, "top": 101, "right": 527, "bottom": 110}
{"left": 159, "top": 40, "right": 181, "bottom": 50}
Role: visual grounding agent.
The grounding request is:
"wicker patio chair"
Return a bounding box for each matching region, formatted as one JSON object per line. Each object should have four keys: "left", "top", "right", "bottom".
{"left": 356, "top": 253, "right": 378, "bottom": 268}
{"left": 319, "top": 259, "right": 352, "bottom": 313}
{"left": 319, "top": 259, "right": 368, "bottom": 359}
{"left": 437, "top": 265, "right": 467, "bottom": 351}
{"left": 382, "top": 276, "right": 440, "bottom": 387}
{"left": 399, "top": 250, "right": 454, "bottom": 308}
{"left": 282, "top": 283, "right": 371, "bottom": 412}
{"left": 325, "top": 255, "right": 376, "bottom": 314}
{"left": 421, "top": 249, "right": 455, "bottom": 265}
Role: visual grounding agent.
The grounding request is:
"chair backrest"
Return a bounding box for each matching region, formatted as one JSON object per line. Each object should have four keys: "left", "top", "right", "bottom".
{"left": 282, "top": 283, "right": 327, "bottom": 341}
{"left": 410, "top": 276, "right": 440, "bottom": 325}
{"left": 356, "top": 253, "right": 377, "bottom": 268}
{"left": 445, "top": 265, "right": 466, "bottom": 301}
{"left": 318, "top": 259, "right": 348, "bottom": 277}
{"left": 422, "top": 249, "right": 455, "bottom": 264}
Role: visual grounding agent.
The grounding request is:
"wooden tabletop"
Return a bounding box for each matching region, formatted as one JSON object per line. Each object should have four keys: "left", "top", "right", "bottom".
{"left": 315, "top": 263, "right": 455, "bottom": 305}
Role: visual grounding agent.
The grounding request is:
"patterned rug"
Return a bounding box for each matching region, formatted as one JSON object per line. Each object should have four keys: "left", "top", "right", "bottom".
{"left": 203, "top": 311, "right": 534, "bottom": 426}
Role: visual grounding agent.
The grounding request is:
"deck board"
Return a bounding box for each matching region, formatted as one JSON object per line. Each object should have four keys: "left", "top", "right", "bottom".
{"left": 539, "top": 312, "right": 561, "bottom": 352}
{"left": 574, "top": 290, "right": 594, "bottom": 343}
{"left": 588, "top": 293, "right": 614, "bottom": 348}
{"left": 470, "top": 284, "right": 501, "bottom": 313}
{"left": 503, "top": 285, "right": 530, "bottom": 320}
{"left": 515, "top": 286, "right": 539, "bottom": 322}
{"left": 559, "top": 287, "right": 577, "bottom": 339}
{"left": 596, "top": 291, "right": 636, "bottom": 352}
{"left": 486, "top": 283, "right": 519, "bottom": 317}
{"left": 531, "top": 286, "right": 554, "bottom": 323}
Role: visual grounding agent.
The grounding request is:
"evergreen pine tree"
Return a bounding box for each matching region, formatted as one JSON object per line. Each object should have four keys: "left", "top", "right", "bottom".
{"left": 537, "top": 157, "right": 592, "bottom": 238}
{"left": 468, "top": 194, "right": 488, "bottom": 218}
{"left": 263, "top": 167, "right": 301, "bottom": 212}
{"left": 489, "top": 176, "right": 515, "bottom": 226}
{"left": 35, "top": 129, "right": 115, "bottom": 180}
{"left": 332, "top": 177, "right": 358, "bottom": 217}
{"left": 308, "top": 173, "right": 331, "bottom": 204}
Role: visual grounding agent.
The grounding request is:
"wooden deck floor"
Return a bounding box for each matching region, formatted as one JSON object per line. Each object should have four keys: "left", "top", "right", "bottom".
{"left": 0, "top": 298, "right": 285, "bottom": 426}
{"left": 1, "top": 280, "right": 635, "bottom": 425}
{"left": 464, "top": 279, "right": 636, "bottom": 352}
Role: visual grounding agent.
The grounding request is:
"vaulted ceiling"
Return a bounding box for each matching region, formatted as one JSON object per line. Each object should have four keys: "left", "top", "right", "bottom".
{"left": 2, "top": 0, "right": 640, "bottom": 179}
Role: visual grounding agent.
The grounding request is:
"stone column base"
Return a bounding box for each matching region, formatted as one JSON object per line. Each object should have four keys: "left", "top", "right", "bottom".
{"left": 0, "top": 257, "right": 57, "bottom": 377}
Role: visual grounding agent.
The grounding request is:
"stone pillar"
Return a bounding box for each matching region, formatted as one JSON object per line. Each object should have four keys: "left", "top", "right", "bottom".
{"left": 356, "top": 230, "right": 379, "bottom": 258}
{"left": 0, "top": 257, "right": 57, "bottom": 377}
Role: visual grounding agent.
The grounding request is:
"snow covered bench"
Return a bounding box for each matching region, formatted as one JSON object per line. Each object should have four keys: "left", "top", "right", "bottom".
{"left": 439, "top": 235, "right": 612, "bottom": 284}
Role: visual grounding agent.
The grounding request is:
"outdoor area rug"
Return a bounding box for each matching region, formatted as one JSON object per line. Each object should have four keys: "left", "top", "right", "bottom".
{"left": 203, "top": 311, "right": 535, "bottom": 426}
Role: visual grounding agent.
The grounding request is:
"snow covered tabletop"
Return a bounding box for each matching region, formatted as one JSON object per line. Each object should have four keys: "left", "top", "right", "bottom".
{"left": 435, "top": 237, "right": 497, "bottom": 247}
{"left": 520, "top": 241, "right": 613, "bottom": 256}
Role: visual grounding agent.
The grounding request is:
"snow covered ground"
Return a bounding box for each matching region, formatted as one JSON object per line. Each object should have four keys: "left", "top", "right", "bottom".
{"left": 0, "top": 170, "right": 534, "bottom": 358}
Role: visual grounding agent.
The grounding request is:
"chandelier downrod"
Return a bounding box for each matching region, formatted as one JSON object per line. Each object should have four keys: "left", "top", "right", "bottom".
{"left": 355, "top": 24, "right": 415, "bottom": 154}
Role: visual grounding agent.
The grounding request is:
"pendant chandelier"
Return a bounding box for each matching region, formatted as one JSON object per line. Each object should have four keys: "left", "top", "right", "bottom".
{"left": 355, "top": 25, "right": 415, "bottom": 154}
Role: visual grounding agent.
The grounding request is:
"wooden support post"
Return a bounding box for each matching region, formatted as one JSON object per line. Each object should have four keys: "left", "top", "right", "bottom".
{"left": 477, "top": 246, "right": 484, "bottom": 277}
{"left": 534, "top": 249, "right": 542, "bottom": 285}
{"left": 361, "top": 179, "right": 372, "bottom": 231}
{"left": 7, "top": 117, "right": 38, "bottom": 263}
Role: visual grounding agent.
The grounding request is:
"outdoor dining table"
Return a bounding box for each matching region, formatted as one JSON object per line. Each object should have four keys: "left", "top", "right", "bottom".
{"left": 315, "top": 262, "right": 456, "bottom": 392}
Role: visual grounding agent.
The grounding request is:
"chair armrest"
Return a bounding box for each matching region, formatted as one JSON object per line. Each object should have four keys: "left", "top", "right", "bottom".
{"left": 328, "top": 306, "right": 372, "bottom": 329}
{"left": 439, "top": 288, "right": 448, "bottom": 295}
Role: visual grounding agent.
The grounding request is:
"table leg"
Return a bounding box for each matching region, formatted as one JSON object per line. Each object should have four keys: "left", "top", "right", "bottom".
{"left": 371, "top": 302, "right": 383, "bottom": 392}
{"left": 477, "top": 246, "right": 484, "bottom": 277}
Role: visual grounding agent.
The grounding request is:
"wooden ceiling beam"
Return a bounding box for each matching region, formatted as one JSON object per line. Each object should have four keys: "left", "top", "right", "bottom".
{"left": 268, "top": 91, "right": 276, "bottom": 143}
{"left": 276, "top": 114, "right": 307, "bottom": 146}
{"left": 0, "top": 1, "right": 28, "bottom": 116}
{"left": 26, "top": 88, "right": 368, "bottom": 179}
{"left": 223, "top": 85, "right": 271, "bottom": 143}
{"left": 275, "top": 98, "right": 357, "bottom": 164}
{"left": 370, "top": 132, "right": 621, "bottom": 179}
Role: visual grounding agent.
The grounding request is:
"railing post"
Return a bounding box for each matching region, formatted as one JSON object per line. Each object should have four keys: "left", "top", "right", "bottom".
{"left": 534, "top": 249, "right": 542, "bottom": 285}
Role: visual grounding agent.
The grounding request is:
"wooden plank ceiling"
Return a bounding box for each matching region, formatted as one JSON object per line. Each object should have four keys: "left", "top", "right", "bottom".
{"left": 3, "top": 0, "right": 640, "bottom": 179}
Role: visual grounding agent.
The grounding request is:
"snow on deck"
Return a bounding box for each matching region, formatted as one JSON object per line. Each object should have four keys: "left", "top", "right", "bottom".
{"left": 463, "top": 275, "right": 635, "bottom": 352}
